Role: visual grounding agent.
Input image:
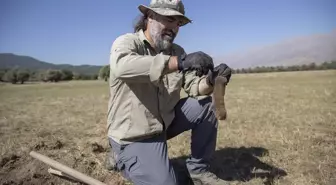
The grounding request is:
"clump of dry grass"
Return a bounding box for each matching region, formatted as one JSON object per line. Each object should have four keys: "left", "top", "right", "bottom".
{"left": 0, "top": 70, "right": 335, "bottom": 185}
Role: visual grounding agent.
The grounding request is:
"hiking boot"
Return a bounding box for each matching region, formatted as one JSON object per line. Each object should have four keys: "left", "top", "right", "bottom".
{"left": 189, "top": 171, "right": 230, "bottom": 185}
{"left": 105, "top": 150, "right": 118, "bottom": 171}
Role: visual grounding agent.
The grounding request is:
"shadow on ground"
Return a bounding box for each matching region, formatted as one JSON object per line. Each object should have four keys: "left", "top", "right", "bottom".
{"left": 171, "top": 146, "right": 287, "bottom": 185}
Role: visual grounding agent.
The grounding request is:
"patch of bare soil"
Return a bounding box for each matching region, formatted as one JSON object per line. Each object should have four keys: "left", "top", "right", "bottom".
{"left": 1, "top": 153, "right": 52, "bottom": 185}
{"left": 0, "top": 140, "right": 123, "bottom": 185}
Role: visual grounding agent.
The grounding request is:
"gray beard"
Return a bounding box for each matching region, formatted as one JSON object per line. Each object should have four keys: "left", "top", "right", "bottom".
{"left": 153, "top": 34, "right": 173, "bottom": 52}
{"left": 149, "top": 25, "right": 174, "bottom": 52}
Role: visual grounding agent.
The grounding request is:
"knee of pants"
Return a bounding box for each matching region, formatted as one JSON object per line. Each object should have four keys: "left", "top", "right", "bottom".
{"left": 196, "top": 101, "right": 218, "bottom": 130}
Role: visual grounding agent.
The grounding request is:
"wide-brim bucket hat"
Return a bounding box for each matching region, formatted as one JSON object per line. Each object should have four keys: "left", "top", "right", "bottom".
{"left": 138, "top": 0, "right": 192, "bottom": 26}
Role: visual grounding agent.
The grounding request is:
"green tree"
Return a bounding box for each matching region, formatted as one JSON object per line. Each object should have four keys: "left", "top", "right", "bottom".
{"left": 307, "top": 62, "right": 316, "bottom": 70}
{"left": 320, "top": 61, "right": 336, "bottom": 69}
{"left": 330, "top": 61, "right": 336, "bottom": 69}
{"left": 80, "top": 74, "right": 91, "bottom": 80}
{"left": 99, "top": 65, "right": 110, "bottom": 81}
{"left": 17, "top": 69, "right": 30, "bottom": 84}
{"left": 29, "top": 70, "right": 44, "bottom": 82}
{"left": 0, "top": 70, "right": 6, "bottom": 82}
{"left": 61, "top": 69, "right": 74, "bottom": 81}
{"left": 3, "top": 68, "right": 19, "bottom": 84}
{"left": 44, "top": 69, "right": 62, "bottom": 82}
{"left": 73, "top": 72, "right": 81, "bottom": 80}
{"left": 91, "top": 74, "right": 98, "bottom": 80}
{"left": 234, "top": 69, "right": 241, "bottom": 74}
{"left": 241, "top": 68, "right": 247, "bottom": 73}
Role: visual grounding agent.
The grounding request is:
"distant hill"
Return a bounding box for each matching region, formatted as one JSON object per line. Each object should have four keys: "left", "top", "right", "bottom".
{"left": 0, "top": 53, "right": 102, "bottom": 75}
{"left": 216, "top": 30, "right": 336, "bottom": 69}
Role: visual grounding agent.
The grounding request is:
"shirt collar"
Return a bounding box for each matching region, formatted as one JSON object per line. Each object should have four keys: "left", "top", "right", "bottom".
{"left": 138, "top": 29, "right": 150, "bottom": 44}
{"left": 138, "top": 29, "right": 157, "bottom": 53}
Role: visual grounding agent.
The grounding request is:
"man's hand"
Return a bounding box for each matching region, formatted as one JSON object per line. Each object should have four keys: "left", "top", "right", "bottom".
{"left": 206, "top": 63, "right": 232, "bottom": 86}
{"left": 178, "top": 51, "right": 214, "bottom": 77}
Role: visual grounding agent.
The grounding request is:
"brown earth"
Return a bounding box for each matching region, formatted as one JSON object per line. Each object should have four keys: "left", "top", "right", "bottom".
{"left": 0, "top": 71, "right": 335, "bottom": 185}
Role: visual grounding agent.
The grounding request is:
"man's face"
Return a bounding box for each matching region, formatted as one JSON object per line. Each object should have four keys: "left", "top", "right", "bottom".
{"left": 147, "top": 12, "right": 182, "bottom": 52}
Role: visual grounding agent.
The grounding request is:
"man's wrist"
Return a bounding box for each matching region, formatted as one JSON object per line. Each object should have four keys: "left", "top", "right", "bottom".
{"left": 165, "top": 54, "right": 186, "bottom": 74}
{"left": 166, "top": 56, "right": 179, "bottom": 73}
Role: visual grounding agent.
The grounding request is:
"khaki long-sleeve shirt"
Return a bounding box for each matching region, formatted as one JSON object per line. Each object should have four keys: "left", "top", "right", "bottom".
{"left": 107, "top": 29, "right": 210, "bottom": 144}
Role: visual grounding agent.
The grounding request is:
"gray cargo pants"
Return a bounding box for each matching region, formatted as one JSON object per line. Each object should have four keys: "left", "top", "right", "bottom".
{"left": 108, "top": 96, "right": 218, "bottom": 185}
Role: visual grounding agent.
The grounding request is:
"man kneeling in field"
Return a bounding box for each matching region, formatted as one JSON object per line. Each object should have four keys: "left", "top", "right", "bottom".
{"left": 106, "top": 0, "right": 232, "bottom": 184}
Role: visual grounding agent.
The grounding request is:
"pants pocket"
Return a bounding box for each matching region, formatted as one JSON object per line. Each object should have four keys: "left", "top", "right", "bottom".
{"left": 117, "top": 152, "right": 143, "bottom": 180}
{"left": 124, "top": 156, "right": 141, "bottom": 173}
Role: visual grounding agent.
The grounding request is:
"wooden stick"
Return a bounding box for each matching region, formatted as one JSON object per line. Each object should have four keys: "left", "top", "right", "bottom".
{"left": 30, "top": 151, "right": 106, "bottom": 185}
{"left": 212, "top": 76, "right": 227, "bottom": 120}
{"left": 48, "top": 168, "right": 81, "bottom": 183}
{"left": 48, "top": 168, "right": 64, "bottom": 176}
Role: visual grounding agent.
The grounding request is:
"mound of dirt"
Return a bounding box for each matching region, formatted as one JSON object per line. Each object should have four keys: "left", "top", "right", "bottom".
{"left": 0, "top": 138, "right": 129, "bottom": 185}
{"left": 91, "top": 142, "right": 106, "bottom": 154}
{"left": 0, "top": 155, "right": 52, "bottom": 185}
{"left": 1, "top": 154, "right": 20, "bottom": 169}
{"left": 33, "top": 140, "right": 64, "bottom": 151}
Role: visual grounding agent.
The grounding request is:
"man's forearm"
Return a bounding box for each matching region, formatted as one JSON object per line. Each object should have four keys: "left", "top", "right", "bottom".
{"left": 110, "top": 34, "right": 179, "bottom": 84}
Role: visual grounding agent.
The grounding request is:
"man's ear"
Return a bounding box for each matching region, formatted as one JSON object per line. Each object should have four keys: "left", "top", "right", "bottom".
{"left": 148, "top": 17, "right": 153, "bottom": 24}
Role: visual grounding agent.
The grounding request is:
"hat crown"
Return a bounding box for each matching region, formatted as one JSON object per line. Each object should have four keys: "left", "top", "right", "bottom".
{"left": 149, "top": 0, "right": 185, "bottom": 15}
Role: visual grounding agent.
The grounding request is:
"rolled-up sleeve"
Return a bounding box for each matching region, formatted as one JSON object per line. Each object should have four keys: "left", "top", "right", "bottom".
{"left": 183, "top": 71, "right": 214, "bottom": 97}
{"left": 182, "top": 70, "right": 203, "bottom": 97}
{"left": 110, "top": 34, "right": 171, "bottom": 85}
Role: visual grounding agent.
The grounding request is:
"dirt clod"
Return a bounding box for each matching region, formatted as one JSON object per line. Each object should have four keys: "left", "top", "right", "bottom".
{"left": 91, "top": 142, "right": 105, "bottom": 153}
{"left": 0, "top": 154, "right": 20, "bottom": 168}
{"left": 51, "top": 140, "right": 63, "bottom": 150}
{"left": 32, "top": 173, "right": 44, "bottom": 179}
{"left": 34, "top": 141, "right": 47, "bottom": 150}
{"left": 2, "top": 180, "right": 16, "bottom": 185}
{"left": 33, "top": 140, "right": 63, "bottom": 151}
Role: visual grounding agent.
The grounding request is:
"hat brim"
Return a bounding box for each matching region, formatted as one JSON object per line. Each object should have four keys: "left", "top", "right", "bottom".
{"left": 138, "top": 4, "right": 192, "bottom": 26}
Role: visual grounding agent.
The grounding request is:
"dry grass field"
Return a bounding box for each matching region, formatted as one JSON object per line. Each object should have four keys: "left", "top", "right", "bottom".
{"left": 0, "top": 70, "right": 335, "bottom": 185}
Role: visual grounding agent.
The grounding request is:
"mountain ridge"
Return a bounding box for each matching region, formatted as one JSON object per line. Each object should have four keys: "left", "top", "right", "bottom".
{"left": 0, "top": 53, "right": 102, "bottom": 75}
